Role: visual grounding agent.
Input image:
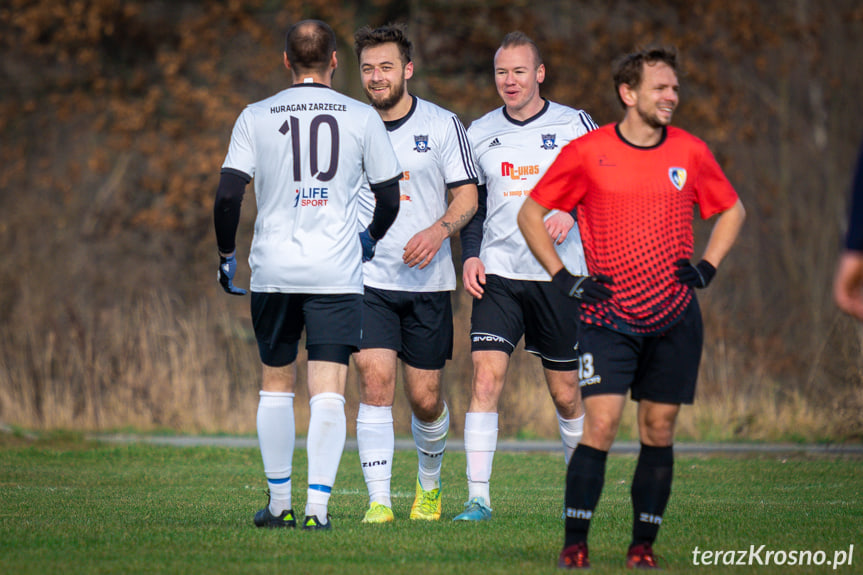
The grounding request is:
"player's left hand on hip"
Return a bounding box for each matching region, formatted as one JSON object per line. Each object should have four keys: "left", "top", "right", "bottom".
{"left": 552, "top": 269, "right": 614, "bottom": 304}
{"left": 674, "top": 259, "right": 716, "bottom": 288}
{"left": 359, "top": 228, "right": 377, "bottom": 262}
{"left": 218, "top": 254, "right": 248, "bottom": 296}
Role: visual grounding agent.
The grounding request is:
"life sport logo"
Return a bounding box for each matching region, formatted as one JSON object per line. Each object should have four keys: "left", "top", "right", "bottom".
{"left": 294, "top": 186, "right": 329, "bottom": 207}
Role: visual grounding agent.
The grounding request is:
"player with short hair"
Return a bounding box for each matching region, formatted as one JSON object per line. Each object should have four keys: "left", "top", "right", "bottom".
{"left": 213, "top": 19, "right": 402, "bottom": 531}
{"left": 518, "top": 46, "right": 746, "bottom": 568}
{"left": 352, "top": 23, "right": 478, "bottom": 524}
{"left": 454, "top": 31, "right": 598, "bottom": 522}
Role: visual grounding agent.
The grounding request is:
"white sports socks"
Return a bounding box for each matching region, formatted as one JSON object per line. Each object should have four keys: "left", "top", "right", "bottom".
{"left": 463, "top": 411, "right": 498, "bottom": 505}
{"left": 305, "top": 392, "right": 346, "bottom": 522}
{"left": 412, "top": 403, "right": 449, "bottom": 491}
{"left": 557, "top": 412, "right": 585, "bottom": 465}
{"left": 356, "top": 403, "right": 394, "bottom": 507}
{"left": 257, "top": 391, "right": 295, "bottom": 514}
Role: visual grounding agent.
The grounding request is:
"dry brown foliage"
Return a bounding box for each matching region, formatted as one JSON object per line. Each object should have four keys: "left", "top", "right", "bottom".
{"left": 1, "top": 0, "right": 862, "bottom": 441}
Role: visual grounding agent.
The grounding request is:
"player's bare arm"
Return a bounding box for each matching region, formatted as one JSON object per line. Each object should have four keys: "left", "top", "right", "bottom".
{"left": 517, "top": 196, "right": 565, "bottom": 277}
{"left": 403, "top": 182, "right": 478, "bottom": 269}
{"left": 700, "top": 199, "right": 746, "bottom": 269}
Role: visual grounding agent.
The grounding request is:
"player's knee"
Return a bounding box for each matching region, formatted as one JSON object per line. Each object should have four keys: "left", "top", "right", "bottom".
{"left": 583, "top": 415, "right": 620, "bottom": 448}
{"left": 410, "top": 397, "right": 442, "bottom": 422}
{"left": 471, "top": 371, "right": 503, "bottom": 403}
{"left": 639, "top": 423, "right": 675, "bottom": 446}
{"left": 639, "top": 406, "right": 678, "bottom": 445}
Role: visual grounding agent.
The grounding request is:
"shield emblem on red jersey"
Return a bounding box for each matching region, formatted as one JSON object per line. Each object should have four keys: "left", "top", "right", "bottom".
{"left": 669, "top": 167, "right": 687, "bottom": 190}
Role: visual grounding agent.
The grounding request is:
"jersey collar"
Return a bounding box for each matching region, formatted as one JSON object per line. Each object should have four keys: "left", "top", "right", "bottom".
{"left": 289, "top": 82, "right": 332, "bottom": 90}
{"left": 502, "top": 98, "right": 550, "bottom": 127}
{"left": 614, "top": 124, "right": 668, "bottom": 150}
{"left": 383, "top": 95, "right": 418, "bottom": 132}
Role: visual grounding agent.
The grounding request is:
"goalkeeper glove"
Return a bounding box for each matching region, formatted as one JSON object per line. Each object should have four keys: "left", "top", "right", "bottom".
{"left": 218, "top": 254, "right": 247, "bottom": 296}
{"left": 551, "top": 269, "right": 614, "bottom": 304}
{"left": 359, "top": 228, "right": 377, "bottom": 262}
{"left": 674, "top": 259, "right": 716, "bottom": 288}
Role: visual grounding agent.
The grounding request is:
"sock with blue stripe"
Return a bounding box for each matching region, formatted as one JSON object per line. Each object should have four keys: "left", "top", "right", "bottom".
{"left": 305, "top": 392, "right": 346, "bottom": 522}
{"left": 256, "top": 391, "right": 295, "bottom": 514}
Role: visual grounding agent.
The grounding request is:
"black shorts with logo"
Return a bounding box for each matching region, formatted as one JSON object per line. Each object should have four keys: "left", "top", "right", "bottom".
{"left": 577, "top": 297, "right": 704, "bottom": 404}
{"left": 469, "top": 274, "right": 581, "bottom": 371}
{"left": 359, "top": 286, "right": 453, "bottom": 371}
{"left": 250, "top": 292, "right": 363, "bottom": 367}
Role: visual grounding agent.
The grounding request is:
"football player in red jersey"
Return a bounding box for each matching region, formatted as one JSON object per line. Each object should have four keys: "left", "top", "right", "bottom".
{"left": 518, "top": 47, "right": 746, "bottom": 569}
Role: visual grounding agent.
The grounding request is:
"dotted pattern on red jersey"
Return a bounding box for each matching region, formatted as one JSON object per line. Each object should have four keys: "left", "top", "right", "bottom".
{"left": 578, "top": 169, "right": 694, "bottom": 336}
{"left": 530, "top": 125, "right": 737, "bottom": 336}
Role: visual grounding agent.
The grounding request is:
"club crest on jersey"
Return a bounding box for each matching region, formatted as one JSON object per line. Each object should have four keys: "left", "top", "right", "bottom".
{"left": 413, "top": 135, "right": 430, "bottom": 153}
{"left": 669, "top": 167, "right": 687, "bottom": 190}
{"left": 540, "top": 133, "right": 558, "bottom": 150}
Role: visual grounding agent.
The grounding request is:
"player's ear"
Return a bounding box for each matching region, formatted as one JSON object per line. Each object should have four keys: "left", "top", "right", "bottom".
{"left": 330, "top": 51, "right": 338, "bottom": 71}
{"left": 404, "top": 60, "right": 414, "bottom": 81}
{"left": 536, "top": 63, "right": 545, "bottom": 84}
{"left": 619, "top": 83, "right": 637, "bottom": 107}
{"left": 283, "top": 52, "right": 291, "bottom": 71}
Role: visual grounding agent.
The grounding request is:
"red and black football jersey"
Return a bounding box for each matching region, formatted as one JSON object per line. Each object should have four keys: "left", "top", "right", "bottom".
{"left": 530, "top": 124, "right": 739, "bottom": 335}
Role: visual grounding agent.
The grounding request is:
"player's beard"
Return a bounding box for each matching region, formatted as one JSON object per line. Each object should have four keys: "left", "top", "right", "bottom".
{"left": 365, "top": 79, "right": 406, "bottom": 112}
{"left": 637, "top": 103, "right": 673, "bottom": 129}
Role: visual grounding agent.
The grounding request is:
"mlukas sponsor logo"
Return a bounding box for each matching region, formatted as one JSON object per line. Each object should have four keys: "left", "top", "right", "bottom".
{"left": 501, "top": 161, "right": 540, "bottom": 180}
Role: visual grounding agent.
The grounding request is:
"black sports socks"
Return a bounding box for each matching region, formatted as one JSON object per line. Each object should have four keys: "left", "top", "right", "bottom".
{"left": 563, "top": 444, "right": 608, "bottom": 547}
{"left": 630, "top": 443, "right": 674, "bottom": 546}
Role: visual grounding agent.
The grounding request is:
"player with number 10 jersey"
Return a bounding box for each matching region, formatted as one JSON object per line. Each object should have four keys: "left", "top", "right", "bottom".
{"left": 223, "top": 79, "right": 402, "bottom": 294}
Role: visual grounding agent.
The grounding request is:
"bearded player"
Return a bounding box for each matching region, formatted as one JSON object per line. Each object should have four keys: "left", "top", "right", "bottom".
{"left": 519, "top": 46, "right": 745, "bottom": 568}
{"left": 352, "top": 23, "right": 478, "bottom": 523}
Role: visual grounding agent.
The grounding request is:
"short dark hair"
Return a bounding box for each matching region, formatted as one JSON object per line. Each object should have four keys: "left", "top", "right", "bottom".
{"left": 612, "top": 46, "right": 678, "bottom": 109}
{"left": 285, "top": 20, "right": 337, "bottom": 74}
{"left": 498, "top": 31, "right": 543, "bottom": 68}
{"left": 353, "top": 23, "right": 412, "bottom": 64}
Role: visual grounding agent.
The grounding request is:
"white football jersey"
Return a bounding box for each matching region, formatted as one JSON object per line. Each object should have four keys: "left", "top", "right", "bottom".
{"left": 358, "top": 96, "right": 477, "bottom": 292}
{"left": 468, "top": 100, "right": 595, "bottom": 280}
{"left": 223, "top": 84, "right": 402, "bottom": 294}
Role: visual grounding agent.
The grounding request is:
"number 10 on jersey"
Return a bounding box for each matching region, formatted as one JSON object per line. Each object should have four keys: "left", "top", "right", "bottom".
{"left": 280, "top": 114, "right": 340, "bottom": 182}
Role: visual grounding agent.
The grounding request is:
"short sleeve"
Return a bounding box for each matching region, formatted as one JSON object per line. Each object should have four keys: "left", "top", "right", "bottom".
{"left": 362, "top": 111, "right": 402, "bottom": 185}
{"left": 221, "top": 107, "right": 255, "bottom": 179}
{"left": 529, "top": 140, "right": 586, "bottom": 213}
{"left": 693, "top": 143, "right": 739, "bottom": 220}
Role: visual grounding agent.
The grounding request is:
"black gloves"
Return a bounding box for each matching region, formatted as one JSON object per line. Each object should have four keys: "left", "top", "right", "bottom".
{"left": 674, "top": 259, "right": 716, "bottom": 289}
{"left": 551, "top": 269, "right": 614, "bottom": 304}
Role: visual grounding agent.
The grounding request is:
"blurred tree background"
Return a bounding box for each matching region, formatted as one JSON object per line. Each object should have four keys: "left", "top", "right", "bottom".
{"left": 1, "top": 0, "right": 862, "bottom": 440}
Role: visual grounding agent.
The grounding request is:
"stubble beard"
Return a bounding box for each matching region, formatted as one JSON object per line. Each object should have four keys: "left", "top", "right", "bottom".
{"left": 638, "top": 105, "right": 672, "bottom": 129}
{"left": 365, "top": 79, "right": 406, "bottom": 112}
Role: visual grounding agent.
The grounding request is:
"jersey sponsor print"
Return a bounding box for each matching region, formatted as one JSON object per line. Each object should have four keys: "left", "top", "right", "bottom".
{"left": 223, "top": 84, "right": 402, "bottom": 294}
{"left": 467, "top": 100, "right": 596, "bottom": 281}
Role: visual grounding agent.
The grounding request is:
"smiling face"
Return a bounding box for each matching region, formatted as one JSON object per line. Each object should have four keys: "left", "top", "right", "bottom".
{"left": 628, "top": 61, "right": 679, "bottom": 128}
{"left": 359, "top": 42, "right": 412, "bottom": 112}
{"left": 493, "top": 43, "right": 545, "bottom": 120}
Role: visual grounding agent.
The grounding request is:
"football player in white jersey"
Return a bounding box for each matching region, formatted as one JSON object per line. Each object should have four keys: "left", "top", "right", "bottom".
{"left": 454, "top": 31, "right": 599, "bottom": 521}
{"left": 352, "top": 24, "right": 478, "bottom": 524}
{"left": 213, "top": 20, "right": 402, "bottom": 531}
